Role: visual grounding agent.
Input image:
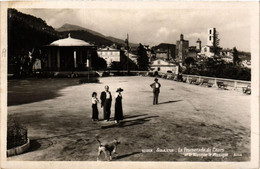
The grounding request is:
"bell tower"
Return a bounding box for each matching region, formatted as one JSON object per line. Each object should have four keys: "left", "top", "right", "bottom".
{"left": 196, "top": 38, "right": 201, "bottom": 51}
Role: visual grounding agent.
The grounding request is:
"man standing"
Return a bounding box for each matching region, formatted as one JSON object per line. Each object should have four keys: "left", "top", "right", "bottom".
{"left": 150, "top": 78, "right": 161, "bottom": 105}
{"left": 100, "top": 85, "right": 112, "bottom": 121}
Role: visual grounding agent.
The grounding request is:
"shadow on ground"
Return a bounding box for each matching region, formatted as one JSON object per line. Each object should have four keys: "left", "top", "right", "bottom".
{"left": 101, "top": 115, "right": 159, "bottom": 129}
{"left": 116, "top": 152, "right": 141, "bottom": 160}
{"left": 8, "top": 78, "right": 99, "bottom": 106}
{"left": 158, "top": 100, "right": 182, "bottom": 105}
{"left": 27, "top": 139, "right": 54, "bottom": 152}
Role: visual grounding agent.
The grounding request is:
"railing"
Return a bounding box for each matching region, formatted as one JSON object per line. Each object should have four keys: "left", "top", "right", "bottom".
{"left": 45, "top": 70, "right": 251, "bottom": 90}
{"left": 182, "top": 74, "right": 250, "bottom": 90}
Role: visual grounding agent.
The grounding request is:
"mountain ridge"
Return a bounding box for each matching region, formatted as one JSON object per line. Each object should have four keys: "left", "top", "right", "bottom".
{"left": 56, "top": 23, "right": 138, "bottom": 47}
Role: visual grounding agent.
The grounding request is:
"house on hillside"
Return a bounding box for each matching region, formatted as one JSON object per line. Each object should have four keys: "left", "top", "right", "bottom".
{"left": 199, "top": 46, "right": 215, "bottom": 58}
{"left": 219, "top": 48, "right": 233, "bottom": 63}
{"left": 241, "top": 60, "right": 251, "bottom": 68}
{"left": 128, "top": 52, "right": 138, "bottom": 64}
{"left": 97, "top": 47, "right": 120, "bottom": 67}
{"left": 150, "top": 59, "right": 179, "bottom": 74}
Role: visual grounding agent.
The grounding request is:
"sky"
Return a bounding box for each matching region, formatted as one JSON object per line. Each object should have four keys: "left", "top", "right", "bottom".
{"left": 18, "top": 7, "right": 251, "bottom": 52}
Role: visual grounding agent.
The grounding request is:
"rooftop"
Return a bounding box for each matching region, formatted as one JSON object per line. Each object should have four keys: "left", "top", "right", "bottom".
{"left": 49, "top": 34, "right": 94, "bottom": 47}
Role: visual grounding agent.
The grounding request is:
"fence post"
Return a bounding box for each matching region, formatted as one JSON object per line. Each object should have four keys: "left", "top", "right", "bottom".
{"left": 213, "top": 78, "right": 218, "bottom": 88}
{"left": 233, "top": 81, "right": 238, "bottom": 90}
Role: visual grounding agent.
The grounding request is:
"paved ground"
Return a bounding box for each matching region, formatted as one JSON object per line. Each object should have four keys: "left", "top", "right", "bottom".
{"left": 7, "top": 76, "right": 250, "bottom": 161}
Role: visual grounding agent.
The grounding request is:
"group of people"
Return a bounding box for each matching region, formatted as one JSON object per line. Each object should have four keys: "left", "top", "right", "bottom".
{"left": 91, "top": 78, "right": 161, "bottom": 123}
{"left": 91, "top": 85, "right": 124, "bottom": 124}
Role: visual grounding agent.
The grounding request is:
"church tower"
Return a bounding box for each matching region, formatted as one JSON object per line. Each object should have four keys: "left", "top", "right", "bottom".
{"left": 207, "top": 28, "right": 216, "bottom": 46}
{"left": 196, "top": 38, "right": 201, "bottom": 52}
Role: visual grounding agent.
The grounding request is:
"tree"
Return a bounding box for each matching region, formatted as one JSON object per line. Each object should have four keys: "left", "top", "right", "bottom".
{"left": 212, "top": 29, "right": 220, "bottom": 56}
{"left": 137, "top": 43, "right": 149, "bottom": 70}
{"left": 232, "top": 47, "right": 240, "bottom": 65}
{"left": 184, "top": 57, "right": 195, "bottom": 74}
{"left": 90, "top": 51, "right": 107, "bottom": 70}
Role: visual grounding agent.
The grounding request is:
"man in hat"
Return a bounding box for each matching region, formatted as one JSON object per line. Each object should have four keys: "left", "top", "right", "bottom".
{"left": 100, "top": 85, "right": 112, "bottom": 121}
{"left": 150, "top": 78, "right": 161, "bottom": 105}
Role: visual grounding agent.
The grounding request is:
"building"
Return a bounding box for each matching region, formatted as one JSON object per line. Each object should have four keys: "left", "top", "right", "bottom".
{"left": 207, "top": 28, "right": 217, "bottom": 46}
{"left": 188, "top": 46, "right": 197, "bottom": 59}
{"left": 152, "top": 43, "right": 176, "bottom": 61}
{"left": 176, "top": 34, "right": 189, "bottom": 64}
{"left": 220, "top": 48, "right": 233, "bottom": 57}
{"left": 199, "top": 46, "right": 215, "bottom": 58}
{"left": 150, "top": 59, "right": 179, "bottom": 74}
{"left": 44, "top": 34, "right": 97, "bottom": 71}
{"left": 241, "top": 60, "right": 251, "bottom": 68}
{"left": 97, "top": 47, "right": 120, "bottom": 67}
{"left": 196, "top": 38, "right": 202, "bottom": 52}
{"left": 198, "top": 28, "right": 221, "bottom": 58}
{"left": 155, "top": 50, "right": 168, "bottom": 60}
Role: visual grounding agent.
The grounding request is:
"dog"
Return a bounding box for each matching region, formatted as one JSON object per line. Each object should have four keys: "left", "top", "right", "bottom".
{"left": 95, "top": 135, "right": 120, "bottom": 161}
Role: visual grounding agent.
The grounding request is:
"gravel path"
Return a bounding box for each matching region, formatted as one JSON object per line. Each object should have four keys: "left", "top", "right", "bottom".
{"left": 8, "top": 76, "right": 250, "bottom": 161}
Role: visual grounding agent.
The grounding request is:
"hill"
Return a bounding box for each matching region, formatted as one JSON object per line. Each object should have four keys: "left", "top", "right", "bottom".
{"left": 8, "top": 8, "right": 62, "bottom": 61}
{"left": 56, "top": 23, "right": 138, "bottom": 48}
{"left": 56, "top": 23, "right": 106, "bottom": 38}
{"left": 59, "top": 30, "right": 113, "bottom": 47}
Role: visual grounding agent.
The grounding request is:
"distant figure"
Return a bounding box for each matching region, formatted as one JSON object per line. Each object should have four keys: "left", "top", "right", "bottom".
{"left": 177, "top": 73, "right": 183, "bottom": 82}
{"left": 150, "top": 78, "right": 161, "bottom": 105}
{"left": 114, "top": 88, "right": 124, "bottom": 124}
{"left": 91, "top": 92, "right": 99, "bottom": 121}
{"left": 100, "top": 85, "right": 112, "bottom": 121}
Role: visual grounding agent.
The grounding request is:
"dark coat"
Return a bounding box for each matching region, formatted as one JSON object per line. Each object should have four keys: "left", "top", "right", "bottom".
{"left": 100, "top": 91, "right": 112, "bottom": 106}
{"left": 150, "top": 82, "right": 161, "bottom": 93}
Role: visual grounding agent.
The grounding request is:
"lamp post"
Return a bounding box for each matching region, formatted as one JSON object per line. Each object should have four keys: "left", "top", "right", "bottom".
{"left": 125, "top": 34, "right": 130, "bottom": 74}
{"left": 86, "top": 50, "right": 90, "bottom": 82}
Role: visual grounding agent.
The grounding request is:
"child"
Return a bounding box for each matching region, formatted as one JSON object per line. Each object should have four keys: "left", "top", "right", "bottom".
{"left": 92, "top": 92, "right": 99, "bottom": 121}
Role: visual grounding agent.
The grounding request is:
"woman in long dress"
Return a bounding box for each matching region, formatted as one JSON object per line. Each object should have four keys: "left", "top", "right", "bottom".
{"left": 114, "top": 88, "right": 123, "bottom": 123}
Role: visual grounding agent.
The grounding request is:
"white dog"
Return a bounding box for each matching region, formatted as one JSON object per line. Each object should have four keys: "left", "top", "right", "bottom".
{"left": 96, "top": 136, "right": 120, "bottom": 161}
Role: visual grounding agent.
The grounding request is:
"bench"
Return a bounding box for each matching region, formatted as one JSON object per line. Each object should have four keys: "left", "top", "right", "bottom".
{"left": 217, "top": 81, "right": 228, "bottom": 89}
{"left": 200, "top": 79, "right": 213, "bottom": 87}
{"left": 189, "top": 78, "right": 197, "bottom": 84}
{"left": 182, "top": 77, "right": 187, "bottom": 83}
{"left": 242, "top": 84, "right": 251, "bottom": 94}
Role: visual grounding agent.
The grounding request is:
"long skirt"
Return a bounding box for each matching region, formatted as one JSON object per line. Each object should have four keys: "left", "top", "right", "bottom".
{"left": 92, "top": 104, "right": 99, "bottom": 120}
{"left": 114, "top": 100, "right": 123, "bottom": 121}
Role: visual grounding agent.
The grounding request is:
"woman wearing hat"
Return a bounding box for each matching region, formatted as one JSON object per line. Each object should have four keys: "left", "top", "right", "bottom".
{"left": 114, "top": 88, "right": 124, "bottom": 123}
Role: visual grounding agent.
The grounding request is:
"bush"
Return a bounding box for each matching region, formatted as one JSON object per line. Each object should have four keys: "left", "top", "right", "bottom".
{"left": 7, "top": 116, "right": 28, "bottom": 149}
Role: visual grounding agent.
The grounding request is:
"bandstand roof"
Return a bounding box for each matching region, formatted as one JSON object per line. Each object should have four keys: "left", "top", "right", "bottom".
{"left": 49, "top": 34, "right": 94, "bottom": 47}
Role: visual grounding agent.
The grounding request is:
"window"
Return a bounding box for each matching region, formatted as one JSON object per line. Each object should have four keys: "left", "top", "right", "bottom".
{"left": 209, "top": 36, "right": 211, "bottom": 41}
{"left": 158, "top": 61, "right": 161, "bottom": 64}
{"left": 204, "top": 48, "right": 207, "bottom": 52}
{"left": 158, "top": 67, "right": 161, "bottom": 71}
{"left": 209, "top": 29, "right": 212, "bottom": 34}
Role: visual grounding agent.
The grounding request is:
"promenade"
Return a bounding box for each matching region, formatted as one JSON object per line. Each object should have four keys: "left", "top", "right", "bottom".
{"left": 7, "top": 76, "right": 250, "bottom": 161}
